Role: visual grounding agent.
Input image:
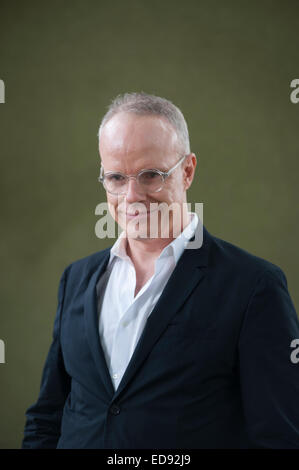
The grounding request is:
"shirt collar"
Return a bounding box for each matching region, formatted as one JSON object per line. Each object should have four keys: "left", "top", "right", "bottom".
{"left": 168, "top": 211, "right": 198, "bottom": 264}
{"left": 108, "top": 211, "right": 199, "bottom": 267}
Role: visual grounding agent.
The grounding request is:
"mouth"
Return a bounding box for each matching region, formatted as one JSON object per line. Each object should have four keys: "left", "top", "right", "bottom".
{"left": 125, "top": 208, "right": 158, "bottom": 219}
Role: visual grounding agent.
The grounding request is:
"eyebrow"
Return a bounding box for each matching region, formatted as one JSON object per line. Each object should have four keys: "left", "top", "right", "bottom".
{"left": 103, "top": 166, "right": 168, "bottom": 174}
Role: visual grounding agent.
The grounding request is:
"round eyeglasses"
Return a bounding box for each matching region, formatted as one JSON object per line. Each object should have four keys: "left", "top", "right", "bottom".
{"left": 98, "top": 154, "right": 187, "bottom": 195}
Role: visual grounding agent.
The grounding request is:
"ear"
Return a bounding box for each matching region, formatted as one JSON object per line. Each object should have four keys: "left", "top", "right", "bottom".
{"left": 183, "top": 153, "right": 197, "bottom": 190}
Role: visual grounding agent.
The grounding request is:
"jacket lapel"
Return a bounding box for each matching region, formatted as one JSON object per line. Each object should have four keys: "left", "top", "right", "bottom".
{"left": 84, "top": 250, "right": 116, "bottom": 398}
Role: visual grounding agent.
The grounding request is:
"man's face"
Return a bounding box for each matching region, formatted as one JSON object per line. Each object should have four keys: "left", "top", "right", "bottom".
{"left": 99, "top": 112, "right": 196, "bottom": 240}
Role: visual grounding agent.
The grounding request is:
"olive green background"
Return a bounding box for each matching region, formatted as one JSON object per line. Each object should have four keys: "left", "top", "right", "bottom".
{"left": 0, "top": 0, "right": 298, "bottom": 449}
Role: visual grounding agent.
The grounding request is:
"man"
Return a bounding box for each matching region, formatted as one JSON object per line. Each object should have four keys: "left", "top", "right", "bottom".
{"left": 22, "top": 92, "right": 299, "bottom": 449}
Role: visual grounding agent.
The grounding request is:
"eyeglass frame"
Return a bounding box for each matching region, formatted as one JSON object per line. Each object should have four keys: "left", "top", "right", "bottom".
{"left": 98, "top": 154, "right": 188, "bottom": 195}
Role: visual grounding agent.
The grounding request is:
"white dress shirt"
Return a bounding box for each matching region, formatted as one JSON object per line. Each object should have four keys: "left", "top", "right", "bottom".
{"left": 97, "top": 212, "right": 199, "bottom": 391}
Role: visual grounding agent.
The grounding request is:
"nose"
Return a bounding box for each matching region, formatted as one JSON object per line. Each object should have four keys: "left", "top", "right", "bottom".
{"left": 125, "top": 177, "right": 147, "bottom": 203}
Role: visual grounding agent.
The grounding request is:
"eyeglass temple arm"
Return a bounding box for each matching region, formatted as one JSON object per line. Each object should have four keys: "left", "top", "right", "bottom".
{"left": 98, "top": 165, "right": 104, "bottom": 181}
{"left": 164, "top": 154, "right": 187, "bottom": 177}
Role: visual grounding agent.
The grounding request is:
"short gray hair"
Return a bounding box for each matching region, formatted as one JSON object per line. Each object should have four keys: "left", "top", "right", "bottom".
{"left": 98, "top": 92, "right": 190, "bottom": 155}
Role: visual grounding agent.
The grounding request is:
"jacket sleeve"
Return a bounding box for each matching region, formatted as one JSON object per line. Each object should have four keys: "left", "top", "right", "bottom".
{"left": 238, "top": 267, "right": 299, "bottom": 449}
{"left": 21, "top": 266, "right": 71, "bottom": 449}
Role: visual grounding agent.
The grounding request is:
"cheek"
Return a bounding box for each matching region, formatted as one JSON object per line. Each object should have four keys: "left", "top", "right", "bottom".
{"left": 160, "top": 180, "right": 184, "bottom": 203}
{"left": 106, "top": 196, "right": 119, "bottom": 220}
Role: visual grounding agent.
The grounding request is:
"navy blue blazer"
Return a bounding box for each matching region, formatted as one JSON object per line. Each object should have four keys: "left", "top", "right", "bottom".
{"left": 22, "top": 225, "right": 299, "bottom": 449}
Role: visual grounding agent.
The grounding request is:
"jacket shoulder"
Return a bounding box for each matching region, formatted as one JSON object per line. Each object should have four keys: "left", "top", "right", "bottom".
{"left": 63, "top": 246, "right": 112, "bottom": 281}
{"left": 208, "top": 231, "right": 286, "bottom": 282}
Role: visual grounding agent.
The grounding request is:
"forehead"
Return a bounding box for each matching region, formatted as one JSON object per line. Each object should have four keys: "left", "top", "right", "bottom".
{"left": 99, "top": 112, "right": 179, "bottom": 162}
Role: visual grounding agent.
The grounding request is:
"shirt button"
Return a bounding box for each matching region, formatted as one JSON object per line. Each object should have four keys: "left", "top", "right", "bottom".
{"left": 110, "top": 404, "right": 121, "bottom": 415}
{"left": 112, "top": 373, "right": 118, "bottom": 379}
{"left": 123, "top": 321, "right": 129, "bottom": 327}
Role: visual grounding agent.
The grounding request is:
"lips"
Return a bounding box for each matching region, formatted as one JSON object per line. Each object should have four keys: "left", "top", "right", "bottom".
{"left": 125, "top": 208, "right": 158, "bottom": 218}
{"left": 126, "top": 210, "right": 140, "bottom": 216}
{"left": 125, "top": 211, "right": 146, "bottom": 218}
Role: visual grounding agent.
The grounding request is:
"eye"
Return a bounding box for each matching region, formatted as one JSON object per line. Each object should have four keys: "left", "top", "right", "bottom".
{"left": 106, "top": 173, "right": 126, "bottom": 182}
{"left": 140, "top": 171, "right": 160, "bottom": 181}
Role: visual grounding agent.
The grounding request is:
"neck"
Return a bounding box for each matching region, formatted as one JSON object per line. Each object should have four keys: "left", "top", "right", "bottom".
{"left": 125, "top": 209, "right": 191, "bottom": 265}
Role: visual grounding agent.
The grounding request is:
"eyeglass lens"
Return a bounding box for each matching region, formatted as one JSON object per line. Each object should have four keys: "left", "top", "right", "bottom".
{"left": 104, "top": 170, "right": 164, "bottom": 193}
